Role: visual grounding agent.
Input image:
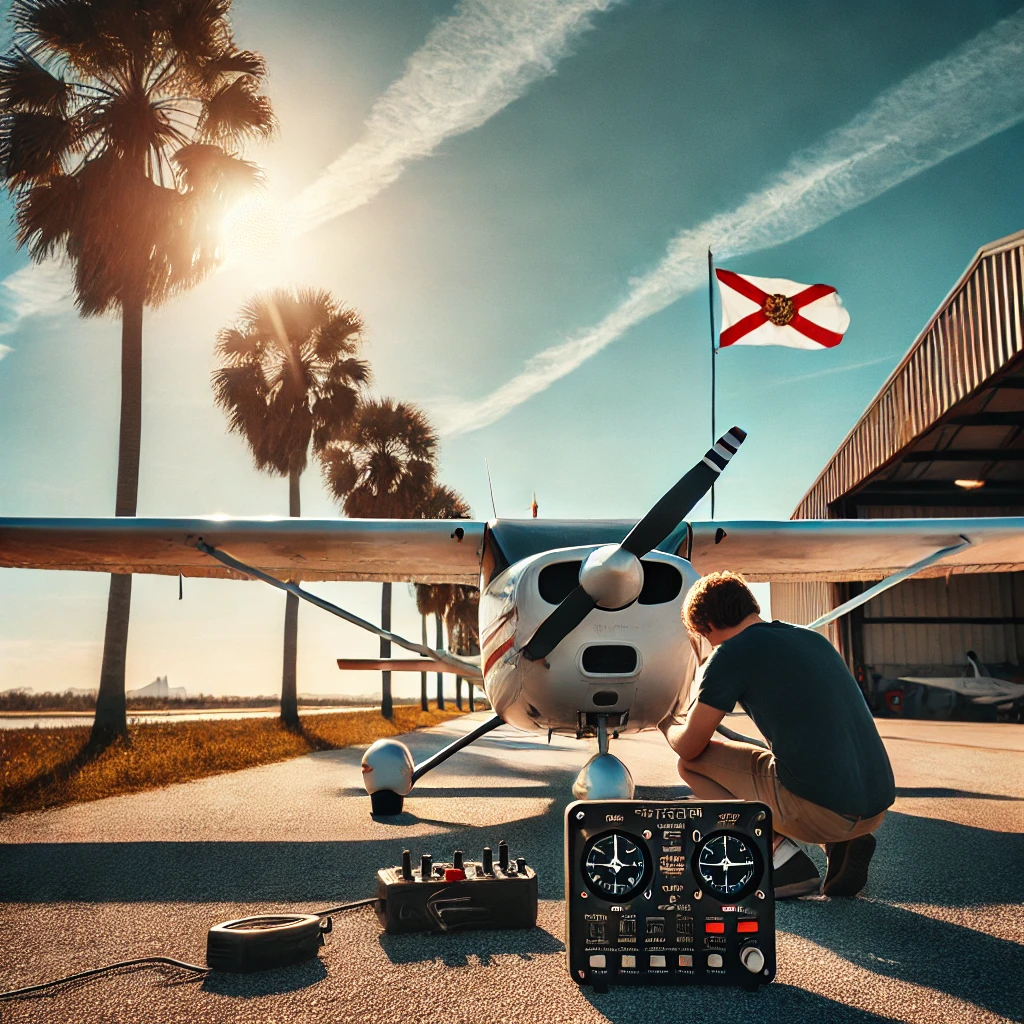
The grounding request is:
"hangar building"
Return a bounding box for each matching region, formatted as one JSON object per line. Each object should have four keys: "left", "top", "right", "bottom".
{"left": 771, "top": 229, "right": 1024, "bottom": 718}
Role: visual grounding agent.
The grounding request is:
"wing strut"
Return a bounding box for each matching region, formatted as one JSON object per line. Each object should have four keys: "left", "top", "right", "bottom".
{"left": 195, "top": 539, "right": 480, "bottom": 677}
{"left": 806, "top": 535, "right": 972, "bottom": 630}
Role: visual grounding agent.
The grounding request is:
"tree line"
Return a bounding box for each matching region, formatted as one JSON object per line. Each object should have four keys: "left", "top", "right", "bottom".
{"left": 0, "top": 0, "right": 479, "bottom": 749}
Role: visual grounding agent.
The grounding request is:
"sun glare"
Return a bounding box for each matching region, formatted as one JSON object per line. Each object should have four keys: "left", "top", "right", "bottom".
{"left": 222, "top": 196, "right": 287, "bottom": 266}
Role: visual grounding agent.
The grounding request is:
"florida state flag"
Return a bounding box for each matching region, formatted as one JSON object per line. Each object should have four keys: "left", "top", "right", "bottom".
{"left": 715, "top": 268, "right": 850, "bottom": 349}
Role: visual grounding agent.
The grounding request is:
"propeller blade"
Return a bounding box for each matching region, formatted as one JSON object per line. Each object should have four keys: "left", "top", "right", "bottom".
{"left": 620, "top": 426, "right": 746, "bottom": 557}
{"left": 521, "top": 585, "right": 597, "bottom": 662}
{"left": 520, "top": 426, "right": 747, "bottom": 664}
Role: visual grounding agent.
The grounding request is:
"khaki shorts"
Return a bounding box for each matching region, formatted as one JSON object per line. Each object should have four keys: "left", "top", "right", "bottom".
{"left": 678, "top": 736, "right": 886, "bottom": 845}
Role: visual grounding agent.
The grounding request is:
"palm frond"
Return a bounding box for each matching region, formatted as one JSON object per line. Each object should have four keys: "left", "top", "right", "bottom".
{"left": 200, "top": 76, "right": 274, "bottom": 144}
{"left": 0, "top": 48, "right": 69, "bottom": 114}
{"left": 1, "top": 109, "right": 78, "bottom": 185}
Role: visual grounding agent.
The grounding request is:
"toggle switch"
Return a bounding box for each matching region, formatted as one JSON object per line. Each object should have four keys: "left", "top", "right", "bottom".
{"left": 482, "top": 846, "right": 493, "bottom": 875}
{"left": 453, "top": 850, "right": 464, "bottom": 871}
{"left": 401, "top": 849, "right": 413, "bottom": 880}
{"left": 420, "top": 853, "right": 432, "bottom": 881}
{"left": 498, "top": 841, "right": 509, "bottom": 872}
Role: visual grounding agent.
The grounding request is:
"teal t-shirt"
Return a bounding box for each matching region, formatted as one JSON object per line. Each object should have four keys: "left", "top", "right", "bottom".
{"left": 698, "top": 620, "right": 895, "bottom": 818}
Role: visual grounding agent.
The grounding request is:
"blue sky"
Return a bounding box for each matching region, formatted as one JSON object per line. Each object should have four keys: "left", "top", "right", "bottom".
{"left": 2, "top": 0, "right": 1024, "bottom": 697}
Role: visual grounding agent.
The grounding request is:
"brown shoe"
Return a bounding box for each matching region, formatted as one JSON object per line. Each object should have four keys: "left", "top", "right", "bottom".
{"left": 823, "top": 833, "right": 876, "bottom": 898}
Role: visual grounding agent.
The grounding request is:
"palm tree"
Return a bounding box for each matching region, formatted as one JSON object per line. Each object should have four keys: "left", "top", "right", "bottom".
{"left": 321, "top": 399, "right": 439, "bottom": 719}
{"left": 0, "top": 0, "right": 274, "bottom": 747}
{"left": 413, "top": 484, "right": 472, "bottom": 711}
{"left": 212, "top": 288, "right": 368, "bottom": 727}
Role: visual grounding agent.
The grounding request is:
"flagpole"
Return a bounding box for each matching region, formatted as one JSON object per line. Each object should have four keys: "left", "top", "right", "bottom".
{"left": 707, "top": 247, "right": 717, "bottom": 519}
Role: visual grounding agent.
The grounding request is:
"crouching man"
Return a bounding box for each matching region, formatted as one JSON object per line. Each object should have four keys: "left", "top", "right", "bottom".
{"left": 661, "top": 571, "right": 894, "bottom": 898}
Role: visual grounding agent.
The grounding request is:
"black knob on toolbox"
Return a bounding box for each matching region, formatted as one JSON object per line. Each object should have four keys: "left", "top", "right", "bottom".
{"left": 402, "top": 850, "right": 413, "bottom": 880}
{"left": 516, "top": 857, "right": 527, "bottom": 874}
{"left": 453, "top": 850, "right": 464, "bottom": 871}
{"left": 498, "top": 841, "right": 509, "bottom": 872}
{"left": 482, "top": 846, "right": 493, "bottom": 874}
{"left": 420, "top": 853, "right": 432, "bottom": 881}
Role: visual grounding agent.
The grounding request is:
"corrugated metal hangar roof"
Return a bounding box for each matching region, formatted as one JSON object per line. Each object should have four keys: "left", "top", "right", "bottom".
{"left": 793, "top": 229, "right": 1024, "bottom": 522}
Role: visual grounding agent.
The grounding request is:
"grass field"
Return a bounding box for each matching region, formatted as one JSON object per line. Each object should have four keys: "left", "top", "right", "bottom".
{"left": 1, "top": 703, "right": 465, "bottom": 815}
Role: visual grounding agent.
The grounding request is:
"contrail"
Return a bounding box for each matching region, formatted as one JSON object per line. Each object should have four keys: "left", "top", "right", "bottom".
{"left": 0, "top": 0, "right": 618, "bottom": 336}
{"left": 286, "top": 0, "right": 620, "bottom": 236}
{"left": 437, "top": 8, "right": 1024, "bottom": 436}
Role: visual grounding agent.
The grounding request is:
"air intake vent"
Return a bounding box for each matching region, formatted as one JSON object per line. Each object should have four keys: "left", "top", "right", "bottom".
{"left": 591, "top": 690, "right": 619, "bottom": 707}
{"left": 581, "top": 645, "right": 638, "bottom": 675}
{"left": 638, "top": 561, "right": 683, "bottom": 604}
{"left": 538, "top": 561, "right": 582, "bottom": 604}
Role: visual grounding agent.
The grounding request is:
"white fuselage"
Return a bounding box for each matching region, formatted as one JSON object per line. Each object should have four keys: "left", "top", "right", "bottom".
{"left": 478, "top": 546, "right": 700, "bottom": 733}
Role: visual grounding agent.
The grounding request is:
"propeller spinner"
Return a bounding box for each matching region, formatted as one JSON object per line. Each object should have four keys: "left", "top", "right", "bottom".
{"left": 521, "top": 426, "right": 747, "bottom": 662}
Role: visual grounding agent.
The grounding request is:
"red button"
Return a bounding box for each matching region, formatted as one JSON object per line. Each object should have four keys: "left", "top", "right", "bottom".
{"left": 705, "top": 921, "right": 725, "bottom": 934}
{"left": 444, "top": 868, "right": 466, "bottom": 881}
{"left": 737, "top": 920, "right": 759, "bottom": 933}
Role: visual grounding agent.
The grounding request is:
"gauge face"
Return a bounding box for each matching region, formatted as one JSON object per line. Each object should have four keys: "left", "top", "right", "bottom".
{"left": 582, "top": 831, "right": 649, "bottom": 900}
{"left": 695, "top": 831, "right": 761, "bottom": 900}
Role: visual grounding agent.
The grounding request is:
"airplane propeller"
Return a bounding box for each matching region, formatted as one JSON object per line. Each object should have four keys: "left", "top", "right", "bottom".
{"left": 521, "top": 426, "right": 747, "bottom": 662}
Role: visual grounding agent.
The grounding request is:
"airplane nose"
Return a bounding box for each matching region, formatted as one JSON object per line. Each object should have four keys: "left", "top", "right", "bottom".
{"left": 579, "top": 545, "right": 644, "bottom": 610}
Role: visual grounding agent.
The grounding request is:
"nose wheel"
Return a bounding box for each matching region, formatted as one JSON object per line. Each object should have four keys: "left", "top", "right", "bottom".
{"left": 572, "top": 716, "right": 635, "bottom": 801}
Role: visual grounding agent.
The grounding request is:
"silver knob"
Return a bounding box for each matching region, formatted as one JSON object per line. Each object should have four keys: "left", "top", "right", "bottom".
{"left": 740, "top": 946, "right": 765, "bottom": 973}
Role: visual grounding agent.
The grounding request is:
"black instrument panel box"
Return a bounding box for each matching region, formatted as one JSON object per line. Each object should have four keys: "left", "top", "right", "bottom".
{"left": 565, "top": 799, "right": 776, "bottom": 989}
{"left": 376, "top": 861, "right": 538, "bottom": 934}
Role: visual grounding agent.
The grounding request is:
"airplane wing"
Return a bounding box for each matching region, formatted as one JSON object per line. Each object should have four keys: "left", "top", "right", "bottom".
{"left": 688, "top": 517, "right": 1024, "bottom": 582}
{"left": 3, "top": 514, "right": 1024, "bottom": 585}
{"left": 900, "top": 675, "right": 1024, "bottom": 704}
{"left": 0, "top": 517, "right": 486, "bottom": 584}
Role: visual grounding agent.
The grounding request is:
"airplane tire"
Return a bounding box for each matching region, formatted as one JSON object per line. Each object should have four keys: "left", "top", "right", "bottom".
{"left": 370, "top": 789, "right": 405, "bottom": 815}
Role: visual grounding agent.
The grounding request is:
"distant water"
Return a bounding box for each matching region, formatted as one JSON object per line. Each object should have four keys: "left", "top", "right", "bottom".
{"left": 0, "top": 705, "right": 375, "bottom": 730}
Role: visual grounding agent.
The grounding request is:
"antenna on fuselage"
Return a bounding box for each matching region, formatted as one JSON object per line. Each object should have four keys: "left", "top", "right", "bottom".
{"left": 485, "top": 459, "right": 498, "bottom": 518}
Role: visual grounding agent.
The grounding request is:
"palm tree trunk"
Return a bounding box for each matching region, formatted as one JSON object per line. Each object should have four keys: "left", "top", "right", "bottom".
{"left": 420, "top": 614, "right": 429, "bottom": 712}
{"left": 381, "top": 583, "right": 393, "bottom": 719}
{"left": 435, "top": 613, "right": 445, "bottom": 710}
{"left": 91, "top": 298, "right": 144, "bottom": 748}
{"left": 280, "top": 465, "right": 301, "bottom": 728}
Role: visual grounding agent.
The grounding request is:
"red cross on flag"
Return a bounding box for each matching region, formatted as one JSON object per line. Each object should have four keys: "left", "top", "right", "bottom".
{"left": 715, "top": 268, "right": 850, "bottom": 349}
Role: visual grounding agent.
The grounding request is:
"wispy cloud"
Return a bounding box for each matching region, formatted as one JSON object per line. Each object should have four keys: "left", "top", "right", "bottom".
{"left": 286, "top": 0, "right": 619, "bottom": 235}
{"left": 0, "top": 260, "right": 72, "bottom": 339}
{"left": 437, "top": 8, "right": 1024, "bottom": 436}
{"left": 722, "top": 354, "right": 895, "bottom": 397}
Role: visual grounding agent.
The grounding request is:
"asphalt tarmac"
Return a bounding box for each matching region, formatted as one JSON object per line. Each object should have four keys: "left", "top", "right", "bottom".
{"left": 2, "top": 714, "right": 1022, "bottom": 1023}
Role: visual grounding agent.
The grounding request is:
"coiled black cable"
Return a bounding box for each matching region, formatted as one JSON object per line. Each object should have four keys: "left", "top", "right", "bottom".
{"left": 0, "top": 898, "right": 377, "bottom": 1001}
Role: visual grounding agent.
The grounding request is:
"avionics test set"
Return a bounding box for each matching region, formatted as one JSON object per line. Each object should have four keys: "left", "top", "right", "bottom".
{"left": 374, "top": 799, "right": 775, "bottom": 990}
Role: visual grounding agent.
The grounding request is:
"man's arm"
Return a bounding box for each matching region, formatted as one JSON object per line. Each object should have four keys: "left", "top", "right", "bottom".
{"left": 659, "top": 701, "right": 727, "bottom": 762}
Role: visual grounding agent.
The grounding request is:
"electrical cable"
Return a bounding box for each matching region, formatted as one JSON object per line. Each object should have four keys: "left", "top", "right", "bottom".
{"left": 0, "top": 957, "right": 208, "bottom": 1001}
{"left": 0, "top": 899, "right": 376, "bottom": 1001}
{"left": 314, "top": 897, "right": 376, "bottom": 916}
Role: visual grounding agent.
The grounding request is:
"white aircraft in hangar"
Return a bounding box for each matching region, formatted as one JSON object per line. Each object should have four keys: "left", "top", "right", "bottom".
{"left": 4, "top": 427, "right": 1024, "bottom": 813}
{"left": 901, "top": 651, "right": 1024, "bottom": 709}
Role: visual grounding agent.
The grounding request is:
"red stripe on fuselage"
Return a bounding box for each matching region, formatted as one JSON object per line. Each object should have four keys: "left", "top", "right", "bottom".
{"left": 484, "top": 635, "right": 515, "bottom": 675}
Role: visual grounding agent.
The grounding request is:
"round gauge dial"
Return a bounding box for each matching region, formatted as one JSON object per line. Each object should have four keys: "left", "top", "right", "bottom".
{"left": 694, "top": 831, "right": 762, "bottom": 900}
{"left": 582, "top": 831, "right": 650, "bottom": 901}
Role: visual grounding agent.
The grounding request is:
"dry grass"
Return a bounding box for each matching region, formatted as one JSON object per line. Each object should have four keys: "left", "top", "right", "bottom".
{"left": 0, "top": 703, "right": 466, "bottom": 815}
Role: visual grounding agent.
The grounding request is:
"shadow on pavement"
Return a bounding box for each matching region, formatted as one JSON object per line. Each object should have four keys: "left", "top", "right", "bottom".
{"left": 584, "top": 983, "right": 900, "bottom": 1023}
{"left": 893, "top": 786, "right": 1024, "bottom": 801}
{"left": 200, "top": 958, "right": 328, "bottom": 997}
{"left": 781, "top": 899, "right": 1024, "bottom": 1022}
{"left": 379, "top": 927, "right": 564, "bottom": 967}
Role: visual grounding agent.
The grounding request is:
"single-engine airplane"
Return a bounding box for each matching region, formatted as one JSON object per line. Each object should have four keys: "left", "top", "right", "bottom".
{"left": 4, "top": 426, "right": 1024, "bottom": 813}
{"left": 901, "top": 650, "right": 1024, "bottom": 708}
